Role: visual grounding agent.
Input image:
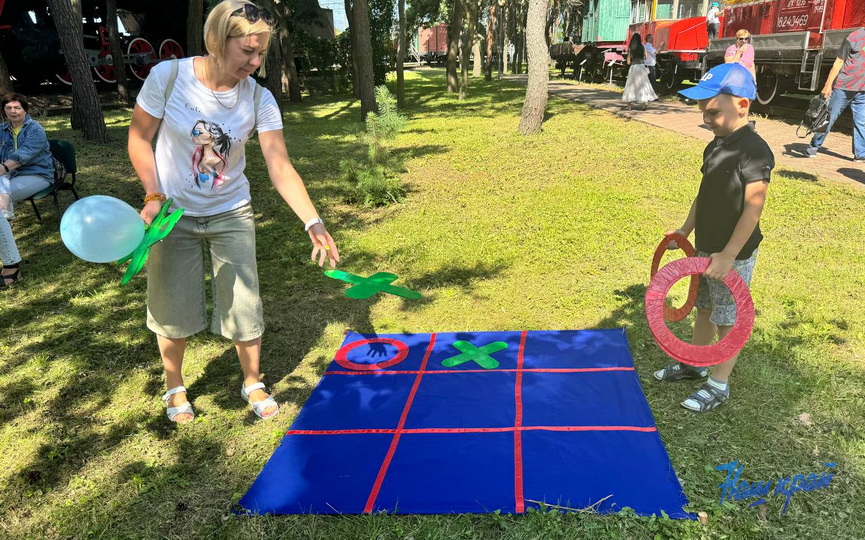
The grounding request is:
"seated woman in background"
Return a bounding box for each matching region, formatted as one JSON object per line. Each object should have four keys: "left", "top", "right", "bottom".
{"left": 725, "top": 29, "right": 757, "bottom": 82}
{"left": 0, "top": 93, "right": 55, "bottom": 287}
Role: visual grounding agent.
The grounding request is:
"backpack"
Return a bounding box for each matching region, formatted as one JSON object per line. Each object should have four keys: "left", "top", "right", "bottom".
{"left": 796, "top": 94, "right": 830, "bottom": 139}
{"left": 163, "top": 59, "right": 263, "bottom": 137}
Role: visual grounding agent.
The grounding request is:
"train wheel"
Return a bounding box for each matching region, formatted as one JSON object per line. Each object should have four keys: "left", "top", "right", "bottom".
{"left": 128, "top": 37, "right": 158, "bottom": 81}
{"left": 94, "top": 48, "right": 117, "bottom": 84}
{"left": 756, "top": 68, "right": 778, "bottom": 105}
{"left": 159, "top": 39, "right": 185, "bottom": 60}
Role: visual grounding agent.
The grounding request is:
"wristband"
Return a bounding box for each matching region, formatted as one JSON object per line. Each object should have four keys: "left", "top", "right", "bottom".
{"left": 0, "top": 163, "right": 8, "bottom": 173}
{"left": 144, "top": 193, "right": 167, "bottom": 204}
{"left": 304, "top": 217, "right": 324, "bottom": 232}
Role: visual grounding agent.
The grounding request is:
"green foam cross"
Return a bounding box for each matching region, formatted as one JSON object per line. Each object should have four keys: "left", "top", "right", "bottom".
{"left": 117, "top": 198, "right": 184, "bottom": 285}
{"left": 441, "top": 340, "right": 509, "bottom": 369}
{"left": 324, "top": 270, "right": 422, "bottom": 300}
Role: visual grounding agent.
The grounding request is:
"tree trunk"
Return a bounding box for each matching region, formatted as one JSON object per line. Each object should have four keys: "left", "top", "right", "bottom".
{"left": 472, "top": 39, "right": 482, "bottom": 77}
{"left": 518, "top": 0, "right": 548, "bottom": 135}
{"left": 0, "top": 51, "right": 13, "bottom": 95}
{"left": 514, "top": 0, "right": 528, "bottom": 74}
{"left": 186, "top": 0, "right": 204, "bottom": 57}
{"left": 281, "top": 29, "right": 302, "bottom": 103}
{"left": 266, "top": 0, "right": 302, "bottom": 103}
{"left": 345, "top": 0, "right": 360, "bottom": 98}
{"left": 352, "top": 0, "right": 378, "bottom": 119}
{"left": 48, "top": 0, "right": 108, "bottom": 142}
{"left": 484, "top": 4, "right": 496, "bottom": 81}
{"left": 264, "top": 25, "right": 285, "bottom": 113}
{"left": 459, "top": 0, "right": 479, "bottom": 99}
{"left": 496, "top": 3, "right": 508, "bottom": 80}
{"left": 446, "top": 0, "right": 465, "bottom": 93}
{"left": 397, "top": 0, "right": 406, "bottom": 108}
{"left": 105, "top": 0, "right": 131, "bottom": 105}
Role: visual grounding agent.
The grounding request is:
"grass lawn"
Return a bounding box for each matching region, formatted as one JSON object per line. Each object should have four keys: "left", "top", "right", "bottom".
{"left": 1, "top": 69, "right": 864, "bottom": 539}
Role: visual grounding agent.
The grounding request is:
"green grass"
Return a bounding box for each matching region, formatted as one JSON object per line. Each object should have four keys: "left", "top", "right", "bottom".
{"left": 1, "top": 69, "right": 864, "bottom": 539}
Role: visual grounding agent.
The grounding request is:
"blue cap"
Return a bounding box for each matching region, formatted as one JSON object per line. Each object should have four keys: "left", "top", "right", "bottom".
{"left": 678, "top": 63, "right": 756, "bottom": 101}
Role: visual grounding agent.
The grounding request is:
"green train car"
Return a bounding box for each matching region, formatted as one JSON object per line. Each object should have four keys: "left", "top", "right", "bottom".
{"left": 582, "top": 0, "right": 632, "bottom": 44}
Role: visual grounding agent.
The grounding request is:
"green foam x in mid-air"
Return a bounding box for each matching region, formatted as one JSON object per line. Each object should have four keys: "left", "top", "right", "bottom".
{"left": 324, "top": 270, "right": 421, "bottom": 300}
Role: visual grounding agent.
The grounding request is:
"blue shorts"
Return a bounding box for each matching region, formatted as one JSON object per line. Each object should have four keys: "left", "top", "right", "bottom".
{"left": 695, "top": 249, "right": 758, "bottom": 326}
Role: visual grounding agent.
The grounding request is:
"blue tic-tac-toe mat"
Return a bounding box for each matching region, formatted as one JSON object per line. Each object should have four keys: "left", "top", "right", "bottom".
{"left": 238, "top": 329, "right": 691, "bottom": 517}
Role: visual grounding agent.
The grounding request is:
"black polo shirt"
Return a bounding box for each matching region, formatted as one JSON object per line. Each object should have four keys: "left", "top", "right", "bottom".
{"left": 695, "top": 123, "right": 774, "bottom": 260}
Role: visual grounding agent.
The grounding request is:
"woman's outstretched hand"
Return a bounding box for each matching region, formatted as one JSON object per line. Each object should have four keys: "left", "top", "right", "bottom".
{"left": 308, "top": 223, "right": 340, "bottom": 268}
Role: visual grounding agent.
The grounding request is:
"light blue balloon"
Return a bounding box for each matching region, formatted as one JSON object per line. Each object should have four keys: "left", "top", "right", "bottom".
{"left": 60, "top": 196, "right": 145, "bottom": 263}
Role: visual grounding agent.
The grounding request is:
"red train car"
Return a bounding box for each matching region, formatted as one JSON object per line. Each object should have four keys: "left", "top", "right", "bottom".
{"left": 706, "top": 0, "right": 865, "bottom": 104}
{"left": 627, "top": 1, "right": 717, "bottom": 91}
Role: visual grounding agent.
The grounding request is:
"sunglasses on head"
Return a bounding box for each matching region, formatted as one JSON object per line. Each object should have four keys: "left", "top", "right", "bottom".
{"left": 232, "top": 4, "right": 276, "bottom": 27}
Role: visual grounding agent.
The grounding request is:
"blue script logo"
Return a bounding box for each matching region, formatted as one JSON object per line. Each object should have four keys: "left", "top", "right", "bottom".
{"left": 715, "top": 460, "right": 836, "bottom": 515}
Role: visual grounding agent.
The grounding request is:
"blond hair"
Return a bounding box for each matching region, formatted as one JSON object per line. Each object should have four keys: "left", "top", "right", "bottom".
{"left": 204, "top": 0, "right": 272, "bottom": 77}
{"left": 735, "top": 29, "right": 751, "bottom": 39}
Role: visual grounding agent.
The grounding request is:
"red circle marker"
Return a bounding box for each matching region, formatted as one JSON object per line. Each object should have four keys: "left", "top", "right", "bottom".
{"left": 334, "top": 338, "right": 409, "bottom": 371}
{"left": 646, "top": 257, "right": 754, "bottom": 367}
{"left": 651, "top": 233, "right": 699, "bottom": 322}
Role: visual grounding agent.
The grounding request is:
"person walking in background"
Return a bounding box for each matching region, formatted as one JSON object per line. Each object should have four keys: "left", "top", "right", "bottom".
{"left": 645, "top": 34, "right": 658, "bottom": 91}
{"left": 725, "top": 29, "right": 756, "bottom": 82}
{"left": 622, "top": 34, "right": 657, "bottom": 110}
{"left": 706, "top": 2, "right": 722, "bottom": 41}
{"left": 805, "top": 27, "right": 865, "bottom": 162}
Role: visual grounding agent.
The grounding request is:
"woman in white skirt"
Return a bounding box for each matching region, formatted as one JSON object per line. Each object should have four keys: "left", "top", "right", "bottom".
{"left": 622, "top": 34, "right": 657, "bottom": 110}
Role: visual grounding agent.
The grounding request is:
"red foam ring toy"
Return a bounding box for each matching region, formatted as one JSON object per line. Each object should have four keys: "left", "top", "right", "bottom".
{"left": 651, "top": 233, "right": 699, "bottom": 322}
{"left": 646, "top": 257, "right": 755, "bottom": 367}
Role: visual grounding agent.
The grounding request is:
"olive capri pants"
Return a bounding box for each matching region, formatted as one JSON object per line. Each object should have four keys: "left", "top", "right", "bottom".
{"left": 146, "top": 203, "right": 264, "bottom": 341}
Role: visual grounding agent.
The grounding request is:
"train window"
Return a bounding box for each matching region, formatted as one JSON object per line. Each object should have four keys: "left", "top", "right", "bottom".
{"left": 631, "top": 0, "right": 651, "bottom": 23}
{"left": 656, "top": 0, "right": 674, "bottom": 19}
{"left": 677, "top": 0, "right": 703, "bottom": 18}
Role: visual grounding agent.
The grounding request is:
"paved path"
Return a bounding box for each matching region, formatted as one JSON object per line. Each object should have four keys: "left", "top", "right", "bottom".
{"left": 505, "top": 75, "right": 864, "bottom": 187}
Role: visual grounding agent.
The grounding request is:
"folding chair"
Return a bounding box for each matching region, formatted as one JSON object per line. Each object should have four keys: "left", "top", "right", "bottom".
{"left": 25, "top": 139, "right": 80, "bottom": 222}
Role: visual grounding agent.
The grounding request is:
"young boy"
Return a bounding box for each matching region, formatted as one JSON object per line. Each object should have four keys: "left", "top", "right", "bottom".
{"left": 654, "top": 63, "right": 774, "bottom": 412}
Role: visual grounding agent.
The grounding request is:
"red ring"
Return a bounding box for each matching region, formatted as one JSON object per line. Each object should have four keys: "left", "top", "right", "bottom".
{"left": 333, "top": 338, "right": 409, "bottom": 371}
{"left": 651, "top": 233, "right": 699, "bottom": 322}
{"left": 646, "top": 257, "right": 755, "bottom": 367}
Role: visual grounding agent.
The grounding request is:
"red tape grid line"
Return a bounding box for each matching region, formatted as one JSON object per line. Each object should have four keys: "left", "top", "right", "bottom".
{"left": 326, "top": 367, "right": 635, "bottom": 376}
{"left": 286, "top": 426, "right": 659, "bottom": 435}
{"left": 363, "top": 333, "right": 438, "bottom": 513}
{"left": 514, "top": 331, "right": 527, "bottom": 513}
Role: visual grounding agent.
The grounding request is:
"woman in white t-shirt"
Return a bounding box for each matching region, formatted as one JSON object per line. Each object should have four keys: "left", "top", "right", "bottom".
{"left": 128, "top": 0, "right": 340, "bottom": 423}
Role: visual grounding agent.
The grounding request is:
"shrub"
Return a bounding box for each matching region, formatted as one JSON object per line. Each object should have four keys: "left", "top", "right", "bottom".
{"left": 343, "top": 85, "right": 408, "bottom": 207}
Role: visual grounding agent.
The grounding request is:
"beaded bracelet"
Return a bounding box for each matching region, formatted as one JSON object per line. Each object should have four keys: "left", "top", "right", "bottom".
{"left": 144, "top": 193, "right": 167, "bottom": 204}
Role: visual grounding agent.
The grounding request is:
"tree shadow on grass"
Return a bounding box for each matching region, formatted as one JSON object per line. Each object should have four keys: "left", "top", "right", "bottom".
{"left": 589, "top": 281, "right": 865, "bottom": 527}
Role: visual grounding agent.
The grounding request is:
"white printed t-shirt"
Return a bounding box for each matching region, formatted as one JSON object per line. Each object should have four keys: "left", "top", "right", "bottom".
{"left": 136, "top": 57, "right": 283, "bottom": 217}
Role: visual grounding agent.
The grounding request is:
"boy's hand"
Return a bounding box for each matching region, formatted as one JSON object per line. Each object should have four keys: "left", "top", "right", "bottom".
{"left": 664, "top": 229, "right": 688, "bottom": 250}
{"left": 705, "top": 252, "right": 735, "bottom": 280}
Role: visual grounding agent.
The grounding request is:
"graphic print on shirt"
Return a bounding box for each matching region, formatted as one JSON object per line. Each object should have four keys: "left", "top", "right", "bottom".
{"left": 190, "top": 119, "right": 233, "bottom": 190}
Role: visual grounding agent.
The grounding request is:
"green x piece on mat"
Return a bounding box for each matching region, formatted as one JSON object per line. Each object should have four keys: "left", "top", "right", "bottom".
{"left": 324, "top": 270, "right": 422, "bottom": 300}
{"left": 441, "top": 340, "right": 509, "bottom": 369}
{"left": 117, "top": 198, "right": 184, "bottom": 286}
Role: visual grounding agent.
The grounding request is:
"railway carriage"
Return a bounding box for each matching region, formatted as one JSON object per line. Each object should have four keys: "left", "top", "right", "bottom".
{"left": 0, "top": 0, "right": 187, "bottom": 87}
